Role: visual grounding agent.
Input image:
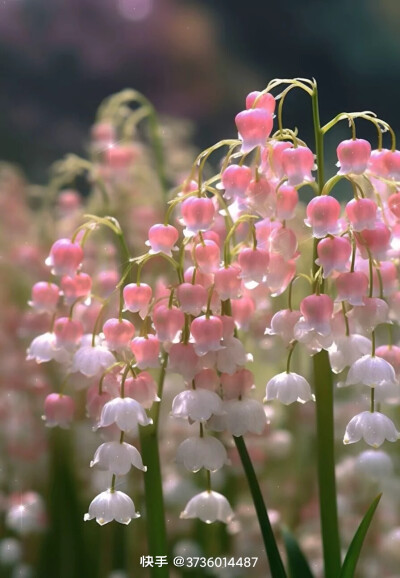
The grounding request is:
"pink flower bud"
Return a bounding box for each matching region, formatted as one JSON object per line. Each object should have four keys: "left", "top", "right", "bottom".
{"left": 43, "top": 393, "right": 75, "bottom": 429}
{"left": 181, "top": 197, "right": 215, "bottom": 236}
{"left": 130, "top": 335, "right": 160, "bottom": 369}
{"left": 336, "top": 138, "right": 371, "bottom": 175}
{"left": 91, "top": 121, "right": 116, "bottom": 149}
{"left": 123, "top": 283, "right": 152, "bottom": 319}
{"left": 246, "top": 91, "right": 276, "bottom": 113}
{"left": 335, "top": 271, "right": 369, "bottom": 305}
{"left": 300, "top": 294, "right": 333, "bottom": 336}
{"left": 123, "top": 371, "right": 159, "bottom": 409}
{"left": 104, "top": 144, "right": 137, "bottom": 169}
{"left": 177, "top": 282, "right": 207, "bottom": 315}
{"left": 245, "top": 177, "right": 276, "bottom": 217}
{"left": 305, "top": 196, "right": 341, "bottom": 238}
{"left": 276, "top": 185, "right": 298, "bottom": 220}
{"left": 221, "top": 368, "right": 254, "bottom": 400}
{"left": 238, "top": 247, "right": 269, "bottom": 286}
{"left": 103, "top": 318, "right": 135, "bottom": 350}
{"left": 316, "top": 236, "right": 352, "bottom": 278}
{"left": 29, "top": 282, "right": 60, "bottom": 312}
{"left": 235, "top": 108, "right": 273, "bottom": 153}
{"left": 60, "top": 273, "right": 92, "bottom": 305}
{"left": 281, "top": 146, "right": 315, "bottom": 186}
{"left": 195, "top": 240, "right": 220, "bottom": 273}
{"left": 214, "top": 266, "right": 242, "bottom": 300}
{"left": 221, "top": 165, "right": 252, "bottom": 199}
{"left": 356, "top": 223, "right": 391, "bottom": 260}
{"left": 147, "top": 224, "right": 179, "bottom": 256}
{"left": 152, "top": 305, "right": 184, "bottom": 343}
{"left": 46, "top": 239, "right": 84, "bottom": 276}
{"left": 345, "top": 198, "right": 377, "bottom": 231}
{"left": 53, "top": 317, "right": 83, "bottom": 349}
{"left": 190, "top": 315, "right": 224, "bottom": 356}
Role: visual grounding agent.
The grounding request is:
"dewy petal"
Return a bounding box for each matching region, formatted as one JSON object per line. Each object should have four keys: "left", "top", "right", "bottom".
{"left": 90, "top": 442, "right": 146, "bottom": 475}
{"left": 72, "top": 345, "right": 115, "bottom": 377}
{"left": 84, "top": 489, "right": 140, "bottom": 525}
{"left": 265, "top": 372, "right": 313, "bottom": 405}
{"left": 97, "top": 397, "right": 152, "bottom": 432}
{"left": 346, "top": 355, "right": 398, "bottom": 387}
{"left": 224, "top": 399, "right": 267, "bottom": 436}
{"left": 176, "top": 437, "right": 229, "bottom": 472}
{"left": 328, "top": 334, "right": 371, "bottom": 374}
{"left": 343, "top": 411, "right": 400, "bottom": 448}
{"left": 180, "top": 490, "right": 234, "bottom": 524}
{"left": 171, "top": 390, "right": 224, "bottom": 422}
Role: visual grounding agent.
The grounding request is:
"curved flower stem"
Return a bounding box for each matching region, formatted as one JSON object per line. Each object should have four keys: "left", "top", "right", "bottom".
{"left": 311, "top": 81, "right": 341, "bottom": 578}
{"left": 234, "top": 435, "right": 287, "bottom": 578}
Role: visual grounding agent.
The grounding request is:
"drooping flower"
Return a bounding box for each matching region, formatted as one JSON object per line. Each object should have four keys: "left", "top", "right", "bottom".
{"left": 84, "top": 490, "right": 140, "bottom": 525}
{"left": 343, "top": 411, "right": 400, "bottom": 447}
{"left": 96, "top": 397, "right": 153, "bottom": 432}
{"left": 90, "top": 441, "right": 146, "bottom": 475}
{"left": 171, "top": 389, "right": 224, "bottom": 423}
{"left": 176, "top": 437, "right": 229, "bottom": 472}
{"left": 180, "top": 490, "right": 234, "bottom": 524}
{"left": 265, "top": 372, "right": 313, "bottom": 405}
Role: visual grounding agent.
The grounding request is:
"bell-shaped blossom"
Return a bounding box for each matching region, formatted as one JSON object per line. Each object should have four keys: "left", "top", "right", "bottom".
{"left": 275, "top": 185, "right": 299, "bottom": 220}
{"left": 384, "top": 149, "right": 400, "bottom": 180}
{"left": 190, "top": 315, "right": 224, "bottom": 356}
{"left": 53, "top": 317, "right": 84, "bottom": 350}
{"left": 388, "top": 193, "right": 400, "bottom": 220}
{"left": 130, "top": 335, "right": 160, "bottom": 369}
{"left": 367, "top": 148, "right": 392, "bottom": 177}
{"left": 238, "top": 247, "right": 269, "bottom": 287}
{"left": 96, "top": 397, "right": 152, "bottom": 432}
{"left": 61, "top": 273, "right": 92, "bottom": 305}
{"left": 153, "top": 305, "right": 184, "bottom": 343}
{"left": 266, "top": 141, "right": 293, "bottom": 178}
{"left": 293, "top": 324, "right": 333, "bottom": 354}
{"left": 376, "top": 345, "right": 400, "bottom": 377}
{"left": 72, "top": 342, "right": 115, "bottom": 377}
{"left": 216, "top": 338, "right": 249, "bottom": 375}
{"left": 345, "top": 198, "right": 377, "bottom": 232}
{"left": 123, "top": 283, "right": 152, "bottom": 319}
{"left": 214, "top": 266, "right": 242, "bottom": 300}
{"left": 336, "top": 138, "right": 371, "bottom": 175}
{"left": 299, "top": 294, "right": 333, "bottom": 336}
{"left": 305, "top": 196, "right": 341, "bottom": 238}
{"left": 180, "top": 490, "right": 234, "bottom": 524}
{"left": 265, "top": 372, "right": 313, "bottom": 405}
{"left": 86, "top": 386, "right": 112, "bottom": 420}
{"left": 235, "top": 108, "right": 273, "bottom": 153}
{"left": 343, "top": 411, "right": 400, "bottom": 447}
{"left": 176, "top": 283, "right": 207, "bottom": 316}
{"left": 29, "top": 282, "right": 60, "bottom": 312}
{"left": 176, "top": 436, "right": 229, "bottom": 472}
{"left": 245, "top": 177, "right": 276, "bottom": 217}
{"left": 246, "top": 90, "right": 276, "bottom": 113}
{"left": 43, "top": 393, "right": 75, "bottom": 428}
{"left": 181, "top": 196, "right": 215, "bottom": 237}
{"left": 231, "top": 297, "right": 255, "bottom": 330}
{"left": 347, "top": 297, "right": 389, "bottom": 334}
{"left": 84, "top": 490, "right": 140, "bottom": 525}
{"left": 255, "top": 219, "right": 281, "bottom": 249}
{"left": 90, "top": 441, "right": 146, "bottom": 475}
{"left": 328, "top": 334, "right": 371, "bottom": 374}
{"left": 195, "top": 240, "right": 220, "bottom": 274}
{"left": 265, "top": 309, "right": 302, "bottom": 345}
{"left": 124, "top": 371, "right": 160, "bottom": 409}
{"left": 345, "top": 355, "right": 398, "bottom": 388}
{"left": 356, "top": 223, "right": 391, "bottom": 261}
{"left": 335, "top": 271, "right": 369, "bottom": 306}
{"left": 223, "top": 398, "right": 267, "bottom": 436}
{"left": 103, "top": 318, "right": 135, "bottom": 351}
{"left": 316, "top": 236, "right": 351, "bottom": 278}
{"left": 269, "top": 227, "right": 298, "bottom": 260}
{"left": 281, "top": 146, "right": 315, "bottom": 186}
{"left": 45, "top": 238, "right": 84, "bottom": 276}
{"left": 194, "top": 368, "right": 220, "bottom": 391}
{"left": 355, "top": 449, "right": 393, "bottom": 480}
{"left": 167, "top": 343, "right": 201, "bottom": 381}
{"left": 26, "top": 332, "right": 71, "bottom": 365}
{"left": 221, "top": 164, "right": 252, "bottom": 199}
{"left": 171, "top": 389, "right": 224, "bottom": 422}
{"left": 266, "top": 253, "right": 296, "bottom": 296}
{"left": 146, "top": 224, "right": 179, "bottom": 256}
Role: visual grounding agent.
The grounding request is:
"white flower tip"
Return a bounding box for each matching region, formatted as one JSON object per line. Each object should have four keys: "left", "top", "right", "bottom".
{"left": 343, "top": 435, "right": 350, "bottom": 445}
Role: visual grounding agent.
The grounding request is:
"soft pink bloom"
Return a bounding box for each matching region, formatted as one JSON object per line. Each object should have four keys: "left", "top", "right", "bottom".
{"left": 281, "top": 146, "right": 315, "bottom": 186}
{"left": 103, "top": 318, "right": 135, "bottom": 351}
{"left": 335, "top": 271, "right": 369, "bottom": 306}
{"left": 246, "top": 91, "right": 276, "bottom": 113}
{"left": 123, "top": 283, "right": 152, "bottom": 319}
{"left": 60, "top": 273, "right": 92, "bottom": 305}
{"left": 53, "top": 317, "right": 83, "bottom": 350}
{"left": 146, "top": 224, "right": 179, "bottom": 256}
{"left": 276, "top": 185, "right": 298, "bottom": 220}
{"left": 315, "top": 236, "right": 352, "bottom": 278}
{"left": 29, "top": 282, "right": 60, "bottom": 312}
{"left": 221, "top": 164, "right": 252, "bottom": 199}
{"left": 195, "top": 240, "right": 220, "bottom": 273}
{"left": 130, "top": 335, "right": 160, "bottom": 369}
{"left": 152, "top": 305, "right": 184, "bottom": 343}
{"left": 181, "top": 196, "right": 215, "bottom": 236}
{"left": 336, "top": 138, "right": 371, "bottom": 175}
{"left": 190, "top": 316, "right": 224, "bottom": 356}
{"left": 43, "top": 393, "right": 75, "bottom": 429}
{"left": 305, "top": 196, "right": 341, "bottom": 238}
{"left": 345, "top": 198, "right": 377, "bottom": 231}
{"left": 235, "top": 108, "right": 273, "bottom": 153}
{"left": 45, "top": 238, "right": 84, "bottom": 276}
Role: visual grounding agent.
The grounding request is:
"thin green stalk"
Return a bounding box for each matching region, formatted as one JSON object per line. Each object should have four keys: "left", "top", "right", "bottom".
{"left": 234, "top": 436, "right": 287, "bottom": 578}
{"left": 311, "top": 81, "right": 341, "bottom": 578}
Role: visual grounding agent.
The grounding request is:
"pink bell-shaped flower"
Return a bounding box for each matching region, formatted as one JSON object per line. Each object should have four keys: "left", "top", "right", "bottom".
{"left": 195, "top": 240, "right": 220, "bottom": 274}
{"left": 388, "top": 193, "right": 400, "bottom": 220}
{"left": 43, "top": 393, "right": 75, "bottom": 429}
{"left": 220, "top": 369, "right": 254, "bottom": 400}
{"left": 345, "top": 198, "right": 377, "bottom": 231}
{"left": 305, "top": 196, "right": 341, "bottom": 238}
{"left": 167, "top": 343, "right": 201, "bottom": 381}
{"left": 235, "top": 108, "right": 273, "bottom": 153}
{"left": 181, "top": 196, "right": 215, "bottom": 237}
{"left": 194, "top": 368, "right": 220, "bottom": 391}
{"left": 245, "top": 177, "right": 276, "bottom": 217}
{"left": 96, "top": 270, "right": 119, "bottom": 298}
{"left": 299, "top": 294, "right": 333, "bottom": 336}
{"left": 221, "top": 164, "right": 252, "bottom": 199}
{"left": 29, "top": 282, "right": 60, "bottom": 312}
{"left": 276, "top": 185, "right": 299, "bottom": 220}
{"left": 336, "top": 138, "right": 371, "bottom": 175}
{"left": 176, "top": 283, "right": 207, "bottom": 316}
{"left": 266, "top": 141, "right": 293, "bottom": 178}
{"left": 45, "top": 238, "right": 84, "bottom": 276}
{"left": 281, "top": 146, "right": 315, "bottom": 186}
{"left": 376, "top": 345, "right": 400, "bottom": 377}
{"left": 246, "top": 90, "right": 276, "bottom": 113}
{"left": 86, "top": 386, "right": 112, "bottom": 420}
{"left": 335, "top": 271, "right": 369, "bottom": 305}
{"left": 84, "top": 489, "right": 140, "bottom": 525}
{"left": 60, "top": 273, "right": 92, "bottom": 305}
{"left": 184, "top": 266, "right": 214, "bottom": 288}
{"left": 53, "top": 317, "right": 83, "bottom": 350}
{"left": 103, "top": 318, "right": 135, "bottom": 351}
{"left": 123, "top": 283, "right": 152, "bottom": 319}
{"left": 152, "top": 305, "right": 184, "bottom": 343}
{"left": 356, "top": 223, "right": 391, "bottom": 260}
{"left": 180, "top": 490, "right": 234, "bottom": 524}
{"left": 146, "top": 224, "right": 179, "bottom": 256}
{"left": 130, "top": 335, "right": 160, "bottom": 369}
{"left": 124, "top": 371, "right": 160, "bottom": 409}
{"left": 367, "top": 149, "right": 392, "bottom": 177}
{"left": 214, "top": 266, "right": 242, "bottom": 300}
{"left": 266, "top": 254, "right": 296, "bottom": 297}
{"left": 190, "top": 315, "right": 224, "bottom": 356}
{"left": 231, "top": 297, "right": 255, "bottom": 330}
{"left": 269, "top": 226, "right": 298, "bottom": 260}
{"left": 384, "top": 150, "right": 400, "bottom": 180}
{"left": 315, "top": 236, "right": 352, "bottom": 278}
{"left": 238, "top": 247, "right": 269, "bottom": 287}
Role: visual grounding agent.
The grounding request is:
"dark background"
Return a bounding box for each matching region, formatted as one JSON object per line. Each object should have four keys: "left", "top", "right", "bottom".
{"left": 1, "top": 0, "right": 399, "bottom": 182}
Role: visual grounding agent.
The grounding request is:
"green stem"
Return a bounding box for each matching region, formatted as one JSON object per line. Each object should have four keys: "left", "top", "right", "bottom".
{"left": 234, "top": 436, "right": 287, "bottom": 578}
{"left": 311, "top": 81, "right": 341, "bottom": 578}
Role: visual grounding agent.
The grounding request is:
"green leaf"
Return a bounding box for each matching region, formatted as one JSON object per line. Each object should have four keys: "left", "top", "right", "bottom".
{"left": 339, "top": 493, "right": 382, "bottom": 578}
{"left": 282, "top": 528, "right": 315, "bottom": 578}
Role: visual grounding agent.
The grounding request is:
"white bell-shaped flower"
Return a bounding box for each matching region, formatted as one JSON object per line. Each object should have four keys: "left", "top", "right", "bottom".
{"left": 84, "top": 489, "right": 140, "bottom": 525}
{"left": 72, "top": 343, "right": 115, "bottom": 377}
{"left": 216, "top": 337, "right": 248, "bottom": 375}
{"left": 176, "top": 436, "right": 230, "bottom": 472}
{"left": 265, "top": 309, "right": 302, "bottom": 346}
{"left": 264, "top": 371, "right": 313, "bottom": 405}
{"left": 343, "top": 411, "right": 400, "bottom": 448}
{"left": 96, "top": 397, "right": 152, "bottom": 432}
{"left": 345, "top": 355, "right": 398, "bottom": 387}
{"left": 26, "top": 332, "right": 70, "bottom": 364}
{"left": 355, "top": 449, "right": 393, "bottom": 480}
{"left": 90, "top": 441, "right": 147, "bottom": 476}
{"left": 224, "top": 398, "right": 267, "bottom": 436}
{"left": 171, "top": 389, "right": 224, "bottom": 423}
{"left": 328, "top": 334, "right": 371, "bottom": 374}
{"left": 180, "top": 490, "right": 234, "bottom": 524}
